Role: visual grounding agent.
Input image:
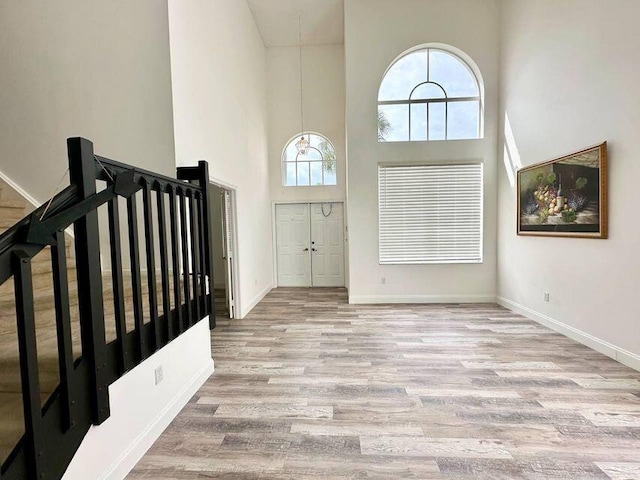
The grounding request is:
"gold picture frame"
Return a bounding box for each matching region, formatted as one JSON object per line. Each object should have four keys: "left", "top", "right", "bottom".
{"left": 517, "top": 142, "right": 607, "bottom": 238}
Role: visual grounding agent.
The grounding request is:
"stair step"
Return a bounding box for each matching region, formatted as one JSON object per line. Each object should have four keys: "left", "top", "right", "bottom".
{"left": 0, "top": 209, "right": 26, "bottom": 222}
{"left": 0, "top": 199, "right": 26, "bottom": 209}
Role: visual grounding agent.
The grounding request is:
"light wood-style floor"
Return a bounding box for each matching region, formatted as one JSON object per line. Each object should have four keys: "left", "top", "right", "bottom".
{"left": 128, "top": 288, "right": 640, "bottom": 480}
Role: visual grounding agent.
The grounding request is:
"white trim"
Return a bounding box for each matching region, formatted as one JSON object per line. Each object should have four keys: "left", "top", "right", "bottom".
{"left": 0, "top": 167, "right": 42, "bottom": 208}
{"left": 0, "top": 167, "right": 75, "bottom": 238}
{"left": 208, "top": 175, "right": 238, "bottom": 192}
{"left": 96, "top": 360, "right": 214, "bottom": 480}
{"left": 497, "top": 296, "right": 640, "bottom": 373}
{"left": 349, "top": 294, "right": 496, "bottom": 304}
{"left": 239, "top": 283, "right": 273, "bottom": 319}
{"left": 273, "top": 198, "right": 346, "bottom": 205}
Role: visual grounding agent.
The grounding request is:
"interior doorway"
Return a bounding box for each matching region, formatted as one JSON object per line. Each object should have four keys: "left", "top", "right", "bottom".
{"left": 209, "top": 184, "right": 237, "bottom": 319}
{"left": 275, "top": 202, "right": 345, "bottom": 287}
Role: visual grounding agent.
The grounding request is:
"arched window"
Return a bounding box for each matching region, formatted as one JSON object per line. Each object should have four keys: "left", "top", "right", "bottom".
{"left": 282, "top": 133, "right": 337, "bottom": 186}
{"left": 378, "top": 46, "right": 482, "bottom": 142}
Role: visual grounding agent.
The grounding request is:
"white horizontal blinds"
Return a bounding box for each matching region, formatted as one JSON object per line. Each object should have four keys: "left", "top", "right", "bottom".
{"left": 378, "top": 163, "right": 483, "bottom": 264}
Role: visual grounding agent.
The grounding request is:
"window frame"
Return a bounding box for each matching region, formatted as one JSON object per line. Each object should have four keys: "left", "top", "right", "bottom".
{"left": 281, "top": 132, "right": 338, "bottom": 187}
{"left": 378, "top": 47, "right": 483, "bottom": 142}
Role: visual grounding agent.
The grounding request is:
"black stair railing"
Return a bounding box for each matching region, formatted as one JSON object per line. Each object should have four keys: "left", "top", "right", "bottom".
{"left": 0, "top": 137, "right": 216, "bottom": 480}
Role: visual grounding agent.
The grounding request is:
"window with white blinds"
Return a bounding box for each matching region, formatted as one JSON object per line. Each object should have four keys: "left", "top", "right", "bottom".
{"left": 378, "top": 163, "right": 483, "bottom": 264}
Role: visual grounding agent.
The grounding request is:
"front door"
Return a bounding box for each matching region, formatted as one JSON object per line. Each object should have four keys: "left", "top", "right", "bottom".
{"left": 310, "top": 203, "right": 345, "bottom": 287}
{"left": 275, "top": 203, "right": 345, "bottom": 287}
{"left": 276, "top": 204, "right": 311, "bottom": 287}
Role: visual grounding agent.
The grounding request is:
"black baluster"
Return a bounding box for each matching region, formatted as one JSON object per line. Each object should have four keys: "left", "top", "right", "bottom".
{"left": 179, "top": 191, "right": 192, "bottom": 328}
{"left": 156, "top": 188, "right": 171, "bottom": 343}
{"left": 142, "top": 182, "right": 160, "bottom": 350}
{"left": 127, "top": 193, "right": 146, "bottom": 360}
{"left": 107, "top": 198, "right": 128, "bottom": 373}
{"left": 13, "top": 250, "right": 47, "bottom": 479}
{"left": 51, "top": 232, "right": 76, "bottom": 431}
{"left": 189, "top": 192, "right": 201, "bottom": 323}
{"left": 169, "top": 188, "right": 183, "bottom": 336}
{"left": 196, "top": 193, "right": 208, "bottom": 316}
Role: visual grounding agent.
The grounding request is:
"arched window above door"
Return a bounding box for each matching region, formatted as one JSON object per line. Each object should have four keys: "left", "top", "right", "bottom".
{"left": 282, "top": 132, "right": 337, "bottom": 187}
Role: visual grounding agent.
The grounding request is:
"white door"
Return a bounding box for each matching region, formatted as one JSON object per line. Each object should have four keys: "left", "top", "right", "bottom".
{"left": 276, "top": 204, "right": 311, "bottom": 287}
{"left": 310, "top": 203, "right": 345, "bottom": 287}
{"left": 222, "top": 191, "right": 235, "bottom": 318}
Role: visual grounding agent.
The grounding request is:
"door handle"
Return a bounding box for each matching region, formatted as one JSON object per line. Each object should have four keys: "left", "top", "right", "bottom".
{"left": 311, "top": 248, "right": 317, "bottom": 252}
{"left": 303, "top": 247, "right": 309, "bottom": 251}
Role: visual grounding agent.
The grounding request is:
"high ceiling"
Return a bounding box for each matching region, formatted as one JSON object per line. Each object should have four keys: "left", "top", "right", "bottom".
{"left": 247, "top": 0, "right": 344, "bottom": 47}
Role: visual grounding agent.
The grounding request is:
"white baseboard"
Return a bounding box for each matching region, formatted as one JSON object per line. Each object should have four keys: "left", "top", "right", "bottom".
{"left": 497, "top": 296, "right": 640, "bottom": 372}
{"left": 99, "top": 360, "right": 214, "bottom": 480}
{"left": 240, "top": 283, "right": 273, "bottom": 319}
{"left": 349, "top": 294, "right": 497, "bottom": 304}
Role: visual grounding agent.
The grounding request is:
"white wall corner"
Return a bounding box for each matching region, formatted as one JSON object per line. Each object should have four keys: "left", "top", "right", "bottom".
{"left": 348, "top": 294, "right": 497, "bottom": 304}
{"left": 239, "top": 283, "right": 274, "bottom": 319}
{"left": 497, "top": 296, "right": 640, "bottom": 373}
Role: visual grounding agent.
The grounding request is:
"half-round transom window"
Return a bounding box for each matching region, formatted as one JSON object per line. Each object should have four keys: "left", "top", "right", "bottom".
{"left": 282, "top": 133, "right": 337, "bottom": 187}
{"left": 378, "top": 47, "right": 482, "bottom": 142}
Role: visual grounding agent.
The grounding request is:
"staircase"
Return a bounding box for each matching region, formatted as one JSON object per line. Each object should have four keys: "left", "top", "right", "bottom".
{"left": 0, "top": 138, "right": 216, "bottom": 480}
{"left": 0, "top": 179, "right": 79, "bottom": 462}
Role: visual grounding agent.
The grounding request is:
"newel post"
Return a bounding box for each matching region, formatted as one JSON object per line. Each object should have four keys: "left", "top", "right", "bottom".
{"left": 197, "top": 161, "right": 216, "bottom": 328}
{"left": 67, "top": 137, "right": 110, "bottom": 424}
{"left": 177, "top": 161, "right": 216, "bottom": 328}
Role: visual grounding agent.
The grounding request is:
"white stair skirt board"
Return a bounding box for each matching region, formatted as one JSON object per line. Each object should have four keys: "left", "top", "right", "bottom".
{"left": 497, "top": 297, "right": 640, "bottom": 373}
{"left": 349, "top": 294, "right": 497, "bottom": 304}
{"left": 0, "top": 167, "right": 41, "bottom": 208}
{"left": 63, "top": 317, "right": 214, "bottom": 480}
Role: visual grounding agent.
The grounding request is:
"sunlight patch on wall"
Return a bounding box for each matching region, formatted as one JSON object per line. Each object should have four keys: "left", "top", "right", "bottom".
{"left": 503, "top": 112, "right": 522, "bottom": 187}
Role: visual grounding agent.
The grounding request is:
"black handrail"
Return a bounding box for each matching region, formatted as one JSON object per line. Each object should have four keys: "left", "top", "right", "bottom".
{"left": 0, "top": 185, "right": 78, "bottom": 284}
{"left": 0, "top": 137, "right": 215, "bottom": 480}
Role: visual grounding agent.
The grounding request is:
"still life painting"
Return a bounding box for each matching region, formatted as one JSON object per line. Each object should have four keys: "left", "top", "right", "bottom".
{"left": 517, "top": 142, "right": 607, "bottom": 238}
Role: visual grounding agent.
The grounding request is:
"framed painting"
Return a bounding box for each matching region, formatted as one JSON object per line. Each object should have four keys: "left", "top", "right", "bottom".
{"left": 517, "top": 142, "right": 607, "bottom": 238}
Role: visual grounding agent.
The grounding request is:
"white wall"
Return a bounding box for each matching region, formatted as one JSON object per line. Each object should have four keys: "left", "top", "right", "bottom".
{"left": 267, "top": 45, "right": 346, "bottom": 203}
{"left": 0, "top": 0, "right": 176, "bottom": 200}
{"left": 344, "top": 0, "right": 500, "bottom": 303}
{"left": 498, "top": 0, "right": 640, "bottom": 363}
{"left": 64, "top": 319, "right": 213, "bottom": 480}
{"left": 168, "top": 0, "right": 273, "bottom": 317}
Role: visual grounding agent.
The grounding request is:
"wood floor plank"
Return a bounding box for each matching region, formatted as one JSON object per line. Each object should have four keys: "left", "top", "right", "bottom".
{"left": 360, "top": 436, "right": 513, "bottom": 459}
{"left": 596, "top": 462, "right": 640, "bottom": 480}
{"left": 214, "top": 404, "right": 333, "bottom": 419}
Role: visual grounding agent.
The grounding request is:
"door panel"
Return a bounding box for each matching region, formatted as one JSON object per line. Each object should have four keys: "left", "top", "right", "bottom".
{"left": 310, "top": 203, "right": 345, "bottom": 287}
{"left": 276, "top": 204, "right": 311, "bottom": 287}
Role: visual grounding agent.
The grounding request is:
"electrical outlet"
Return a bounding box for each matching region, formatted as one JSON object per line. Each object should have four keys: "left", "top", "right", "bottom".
{"left": 543, "top": 292, "right": 550, "bottom": 302}
{"left": 155, "top": 365, "right": 164, "bottom": 385}
{"left": 381, "top": 277, "right": 386, "bottom": 284}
